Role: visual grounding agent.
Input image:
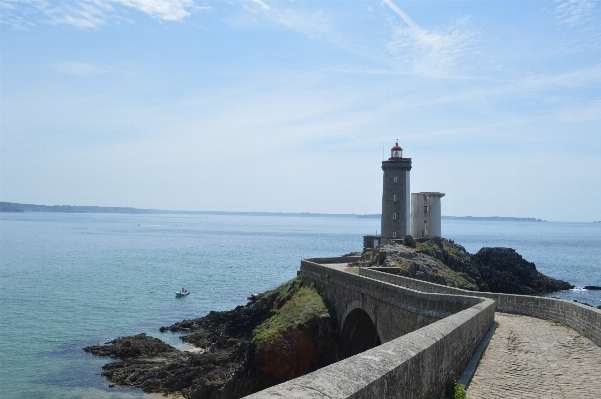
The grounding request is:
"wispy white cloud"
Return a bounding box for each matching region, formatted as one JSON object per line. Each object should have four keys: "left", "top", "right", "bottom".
{"left": 114, "top": 0, "right": 205, "bottom": 22}
{"left": 232, "top": 1, "right": 333, "bottom": 40}
{"left": 382, "top": 0, "right": 418, "bottom": 29}
{"left": 0, "top": 0, "right": 46, "bottom": 29}
{"left": 45, "top": 1, "right": 113, "bottom": 29}
{"left": 273, "top": 8, "right": 332, "bottom": 39}
{"left": 384, "top": 0, "right": 478, "bottom": 78}
{"left": 250, "top": 0, "right": 268, "bottom": 11}
{"left": 555, "top": 0, "right": 596, "bottom": 26}
{"left": 0, "top": 0, "right": 208, "bottom": 29}
{"left": 52, "top": 61, "right": 106, "bottom": 76}
{"left": 517, "top": 65, "right": 601, "bottom": 93}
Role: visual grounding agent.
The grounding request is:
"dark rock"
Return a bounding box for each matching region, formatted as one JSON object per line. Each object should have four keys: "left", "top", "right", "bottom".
{"left": 375, "top": 250, "right": 387, "bottom": 265}
{"left": 585, "top": 285, "right": 601, "bottom": 290}
{"left": 474, "top": 247, "right": 573, "bottom": 295}
{"left": 402, "top": 235, "right": 416, "bottom": 248}
{"left": 83, "top": 333, "right": 176, "bottom": 360}
{"left": 571, "top": 300, "right": 601, "bottom": 309}
{"left": 87, "top": 279, "right": 338, "bottom": 399}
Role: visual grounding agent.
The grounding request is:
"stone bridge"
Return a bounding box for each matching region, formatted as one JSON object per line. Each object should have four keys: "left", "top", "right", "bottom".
{"left": 299, "top": 257, "right": 490, "bottom": 360}
{"left": 247, "top": 257, "right": 601, "bottom": 399}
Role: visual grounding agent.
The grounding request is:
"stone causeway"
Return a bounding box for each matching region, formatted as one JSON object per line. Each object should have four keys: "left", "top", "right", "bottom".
{"left": 246, "top": 256, "right": 601, "bottom": 399}
{"left": 468, "top": 312, "right": 601, "bottom": 399}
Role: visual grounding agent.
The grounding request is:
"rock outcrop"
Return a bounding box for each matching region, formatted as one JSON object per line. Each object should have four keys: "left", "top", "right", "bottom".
{"left": 474, "top": 247, "right": 573, "bottom": 295}
{"left": 83, "top": 333, "right": 176, "bottom": 359}
{"left": 358, "top": 236, "right": 482, "bottom": 290}
{"left": 85, "top": 278, "right": 338, "bottom": 399}
{"left": 359, "top": 236, "right": 573, "bottom": 295}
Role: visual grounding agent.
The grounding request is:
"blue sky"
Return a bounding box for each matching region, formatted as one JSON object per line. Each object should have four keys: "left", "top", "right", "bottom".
{"left": 1, "top": 0, "right": 600, "bottom": 221}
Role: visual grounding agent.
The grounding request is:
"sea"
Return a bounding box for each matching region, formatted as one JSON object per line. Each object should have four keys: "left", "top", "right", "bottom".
{"left": 1, "top": 212, "right": 600, "bottom": 399}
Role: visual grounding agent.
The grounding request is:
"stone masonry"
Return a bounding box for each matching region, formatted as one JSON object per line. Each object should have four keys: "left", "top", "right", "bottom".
{"left": 381, "top": 158, "right": 411, "bottom": 243}
{"left": 361, "top": 267, "right": 601, "bottom": 347}
{"left": 246, "top": 258, "right": 599, "bottom": 399}
{"left": 468, "top": 312, "right": 601, "bottom": 399}
{"left": 300, "top": 258, "right": 483, "bottom": 344}
{"left": 244, "top": 258, "right": 495, "bottom": 399}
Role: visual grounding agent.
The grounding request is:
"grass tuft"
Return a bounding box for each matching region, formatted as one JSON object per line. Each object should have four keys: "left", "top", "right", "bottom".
{"left": 444, "top": 380, "right": 466, "bottom": 399}
{"left": 549, "top": 319, "right": 568, "bottom": 327}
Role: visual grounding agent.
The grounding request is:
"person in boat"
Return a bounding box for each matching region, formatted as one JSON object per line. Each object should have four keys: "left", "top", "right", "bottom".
{"left": 180, "top": 287, "right": 186, "bottom": 294}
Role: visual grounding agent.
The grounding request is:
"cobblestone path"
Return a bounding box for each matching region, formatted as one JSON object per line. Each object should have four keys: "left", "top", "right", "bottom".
{"left": 467, "top": 312, "right": 601, "bottom": 399}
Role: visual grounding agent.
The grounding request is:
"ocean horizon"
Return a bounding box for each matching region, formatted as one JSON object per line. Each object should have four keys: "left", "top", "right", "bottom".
{"left": 1, "top": 212, "right": 600, "bottom": 398}
{"left": 2, "top": 200, "right": 597, "bottom": 223}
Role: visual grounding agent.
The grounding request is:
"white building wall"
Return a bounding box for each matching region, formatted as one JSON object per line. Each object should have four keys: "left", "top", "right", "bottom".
{"left": 410, "top": 192, "right": 445, "bottom": 238}
{"left": 428, "top": 196, "right": 443, "bottom": 237}
{"left": 410, "top": 193, "right": 423, "bottom": 237}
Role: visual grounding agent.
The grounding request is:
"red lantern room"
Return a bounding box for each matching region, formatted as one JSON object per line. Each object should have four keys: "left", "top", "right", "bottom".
{"left": 389, "top": 142, "right": 403, "bottom": 160}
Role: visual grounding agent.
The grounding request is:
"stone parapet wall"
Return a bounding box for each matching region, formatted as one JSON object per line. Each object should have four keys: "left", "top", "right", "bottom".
{"left": 244, "top": 259, "right": 495, "bottom": 399}
{"left": 362, "top": 267, "right": 601, "bottom": 347}
{"left": 246, "top": 291, "right": 495, "bottom": 399}
{"left": 305, "top": 256, "right": 361, "bottom": 264}
{"left": 299, "top": 260, "right": 484, "bottom": 341}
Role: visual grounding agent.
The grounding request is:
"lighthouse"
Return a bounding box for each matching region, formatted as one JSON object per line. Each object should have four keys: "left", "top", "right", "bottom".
{"left": 381, "top": 142, "right": 412, "bottom": 244}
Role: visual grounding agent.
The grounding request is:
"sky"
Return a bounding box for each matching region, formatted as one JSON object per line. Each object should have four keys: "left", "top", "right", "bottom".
{"left": 1, "top": 0, "right": 600, "bottom": 222}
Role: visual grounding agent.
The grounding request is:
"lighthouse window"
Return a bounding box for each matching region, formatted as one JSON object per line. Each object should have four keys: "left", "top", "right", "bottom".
{"left": 393, "top": 213, "right": 397, "bottom": 219}
{"left": 394, "top": 176, "right": 398, "bottom": 183}
{"left": 394, "top": 195, "right": 397, "bottom": 201}
{"left": 393, "top": 231, "right": 397, "bottom": 238}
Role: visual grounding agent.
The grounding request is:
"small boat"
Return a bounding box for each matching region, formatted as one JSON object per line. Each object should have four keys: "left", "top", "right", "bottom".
{"left": 176, "top": 291, "right": 190, "bottom": 297}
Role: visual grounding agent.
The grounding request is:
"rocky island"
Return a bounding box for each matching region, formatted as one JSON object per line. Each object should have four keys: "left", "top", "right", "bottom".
{"left": 355, "top": 236, "right": 573, "bottom": 295}
{"left": 84, "top": 237, "right": 573, "bottom": 398}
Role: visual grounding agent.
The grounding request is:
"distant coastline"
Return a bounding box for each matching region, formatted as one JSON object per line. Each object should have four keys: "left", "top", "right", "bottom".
{"left": 442, "top": 215, "right": 547, "bottom": 222}
{"left": 0, "top": 201, "right": 555, "bottom": 222}
{"left": 0, "top": 202, "right": 368, "bottom": 218}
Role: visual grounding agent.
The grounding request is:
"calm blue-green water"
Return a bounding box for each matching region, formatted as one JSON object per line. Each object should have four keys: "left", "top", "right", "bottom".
{"left": 1, "top": 213, "right": 599, "bottom": 399}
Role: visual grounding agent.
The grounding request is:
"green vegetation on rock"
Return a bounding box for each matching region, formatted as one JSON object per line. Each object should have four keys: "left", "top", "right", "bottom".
{"left": 443, "top": 246, "right": 458, "bottom": 260}
{"left": 415, "top": 241, "right": 436, "bottom": 257}
{"left": 261, "top": 277, "right": 303, "bottom": 306}
{"left": 252, "top": 281, "right": 329, "bottom": 344}
{"left": 444, "top": 380, "right": 467, "bottom": 399}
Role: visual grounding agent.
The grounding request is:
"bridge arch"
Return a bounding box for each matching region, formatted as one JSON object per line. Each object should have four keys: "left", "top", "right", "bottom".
{"left": 340, "top": 304, "right": 382, "bottom": 359}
